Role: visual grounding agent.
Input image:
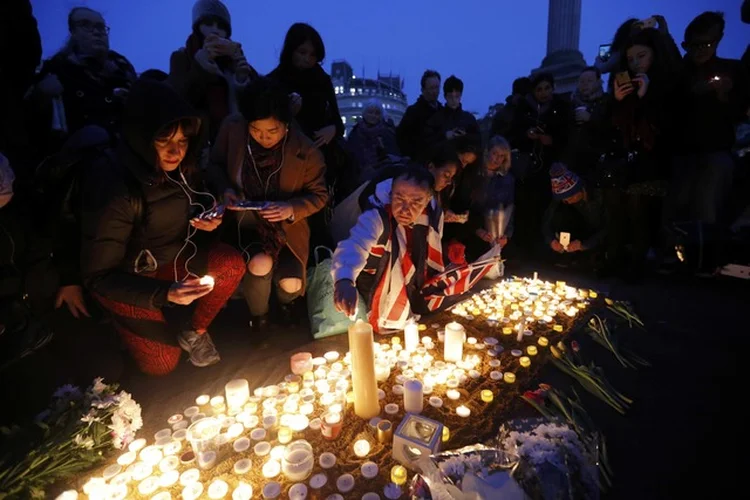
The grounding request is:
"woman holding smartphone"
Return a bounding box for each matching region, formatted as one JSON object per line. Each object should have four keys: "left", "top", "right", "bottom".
{"left": 81, "top": 78, "right": 245, "bottom": 375}
{"left": 210, "top": 78, "right": 328, "bottom": 329}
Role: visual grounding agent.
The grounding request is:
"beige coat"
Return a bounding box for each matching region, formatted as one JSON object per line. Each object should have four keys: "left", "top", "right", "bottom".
{"left": 210, "top": 115, "right": 328, "bottom": 287}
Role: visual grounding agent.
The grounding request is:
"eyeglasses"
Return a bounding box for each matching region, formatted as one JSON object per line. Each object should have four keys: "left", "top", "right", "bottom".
{"left": 73, "top": 20, "right": 110, "bottom": 34}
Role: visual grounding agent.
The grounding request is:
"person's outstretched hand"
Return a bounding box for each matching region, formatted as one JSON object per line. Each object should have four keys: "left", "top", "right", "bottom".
{"left": 168, "top": 278, "right": 213, "bottom": 305}
{"left": 334, "top": 279, "right": 358, "bottom": 317}
{"left": 55, "top": 285, "right": 90, "bottom": 319}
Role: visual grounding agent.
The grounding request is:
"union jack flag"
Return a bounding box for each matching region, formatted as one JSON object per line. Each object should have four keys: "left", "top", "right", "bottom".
{"left": 422, "top": 253, "right": 504, "bottom": 312}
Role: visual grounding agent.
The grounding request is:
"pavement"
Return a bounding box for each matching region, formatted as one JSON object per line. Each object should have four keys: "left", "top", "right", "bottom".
{"left": 1, "top": 259, "right": 748, "bottom": 499}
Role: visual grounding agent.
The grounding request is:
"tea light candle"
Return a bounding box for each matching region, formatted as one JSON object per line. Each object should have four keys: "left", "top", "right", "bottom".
{"left": 140, "top": 445, "right": 162, "bottom": 465}
{"left": 210, "top": 395, "right": 225, "bottom": 408}
{"left": 519, "top": 356, "right": 531, "bottom": 367}
{"left": 288, "top": 484, "right": 308, "bottom": 500}
{"left": 299, "top": 403, "right": 314, "bottom": 415}
{"left": 353, "top": 439, "right": 371, "bottom": 457}
{"left": 538, "top": 336, "right": 549, "bottom": 346}
{"left": 226, "top": 422, "right": 244, "bottom": 439}
{"left": 490, "top": 371, "right": 502, "bottom": 380}
{"left": 444, "top": 322, "right": 465, "bottom": 362}
{"left": 337, "top": 474, "right": 355, "bottom": 493}
{"left": 378, "top": 389, "right": 386, "bottom": 400}
{"left": 255, "top": 441, "right": 271, "bottom": 456}
{"left": 270, "top": 445, "right": 286, "bottom": 460}
{"left": 250, "top": 428, "right": 267, "bottom": 441}
{"left": 324, "top": 350, "right": 340, "bottom": 362}
{"left": 553, "top": 324, "right": 564, "bottom": 332}
{"left": 159, "top": 469, "right": 180, "bottom": 488}
{"left": 429, "top": 396, "right": 443, "bottom": 408}
{"left": 55, "top": 491, "right": 78, "bottom": 500}
{"left": 446, "top": 389, "right": 461, "bottom": 400}
{"left": 361, "top": 461, "right": 379, "bottom": 479}
{"left": 129, "top": 438, "right": 147, "bottom": 453}
{"left": 117, "top": 451, "right": 136, "bottom": 466}
{"left": 180, "top": 467, "right": 200, "bottom": 486}
{"left": 208, "top": 479, "right": 229, "bottom": 499}
{"left": 319, "top": 452, "right": 337, "bottom": 469}
{"left": 385, "top": 403, "right": 399, "bottom": 415}
{"left": 182, "top": 482, "right": 204, "bottom": 500}
{"left": 502, "top": 327, "right": 513, "bottom": 335}
{"left": 481, "top": 390, "right": 494, "bottom": 403}
{"left": 180, "top": 451, "right": 196, "bottom": 466}
{"left": 312, "top": 356, "right": 326, "bottom": 366}
{"left": 199, "top": 275, "right": 215, "bottom": 287}
{"left": 234, "top": 436, "right": 250, "bottom": 452}
{"left": 263, "top": 415, "right": 278, "bottom": 429}
{"left": 262, "top": 460, "right": 281, "bottom": 478}
{"left": 504, "top": 372, "right": 516, "bottom": 383}
{"left": 233, "top": 482, "right": 253, "bottom": 500}
{"left": 159, "top": 455, "right": 179, "bottom": 473}
{"left": 442, "top": 426, "right": 451, "bottom": 442}
{"left": 138, "top": 476, "right": 159, "bottom": 495}
{"left": 310, "top": 473, "right": 328, "bottom": 489}
{"left": 456, "top": 405, "right": 471, "bottom": 418}
{"left": 390, "top": 465, "right": 408, "bottom": 486}
{"left": 262, "top": 482, "right": 281, "bottom": 499}
{"left": 173, "top": 419, "right": 188, "bottom": 431}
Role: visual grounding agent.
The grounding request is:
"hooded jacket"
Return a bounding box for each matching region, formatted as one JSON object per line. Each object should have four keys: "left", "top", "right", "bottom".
{"left": 81, "top": 79, "right": 214, "bottom": 310}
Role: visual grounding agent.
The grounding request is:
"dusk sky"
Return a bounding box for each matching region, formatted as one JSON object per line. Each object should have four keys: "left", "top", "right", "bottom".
{"left": 32, "top": 0, "right": 748, "bottom": 115}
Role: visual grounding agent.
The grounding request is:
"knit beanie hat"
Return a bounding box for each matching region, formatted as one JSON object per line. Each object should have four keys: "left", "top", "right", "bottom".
{"left": 192, "top": 0, "right": 232, "bottom": 37}
{"left": 550, "top": 163, "right": 583, "bottom": 200}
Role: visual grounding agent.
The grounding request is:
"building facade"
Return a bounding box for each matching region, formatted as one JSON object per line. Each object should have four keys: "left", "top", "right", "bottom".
{"left": 331, "top": 60, "right": 408, "bottom": 137}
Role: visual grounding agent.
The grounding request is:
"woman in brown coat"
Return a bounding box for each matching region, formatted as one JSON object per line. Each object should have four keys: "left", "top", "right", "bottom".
{"left": 210, "top": 78, "right": 327, "bottom": 329}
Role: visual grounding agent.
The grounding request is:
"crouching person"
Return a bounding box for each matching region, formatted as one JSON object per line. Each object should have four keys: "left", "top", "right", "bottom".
{"left": 81, "top": 78, "right": 245, "bottom": 375}
{"left": 542, "top": 163, "right": 607, "bottom": 266}
{"left": 331, "top": 165, "right": 447, "bottom": 332}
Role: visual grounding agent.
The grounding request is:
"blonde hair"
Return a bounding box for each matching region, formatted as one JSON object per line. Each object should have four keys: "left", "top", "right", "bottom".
{"left": 485, "top": 135, "right": 512, "bottom": 172}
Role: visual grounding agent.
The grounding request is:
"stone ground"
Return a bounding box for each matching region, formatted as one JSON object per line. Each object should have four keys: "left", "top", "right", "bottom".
{"left": 1, "top": 260, "right": 748, "bottom": 499}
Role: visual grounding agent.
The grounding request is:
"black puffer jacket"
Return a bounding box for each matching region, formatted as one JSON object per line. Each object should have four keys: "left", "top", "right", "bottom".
{"left": 81, "top": 79, "right": 214, "bottom": 310}
{"left": 508, "top": 94, "right": 571, "bottom": 165}
{"left": 396, "top": 96, "right": 442, "bottom": 159}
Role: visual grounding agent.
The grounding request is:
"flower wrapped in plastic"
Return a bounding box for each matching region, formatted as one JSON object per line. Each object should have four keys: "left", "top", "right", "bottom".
{"left": 409, "top": 444, "right": 525, "bottom": 499}
{"left": 496, "top": 417, "right": 601, "bottom": 500}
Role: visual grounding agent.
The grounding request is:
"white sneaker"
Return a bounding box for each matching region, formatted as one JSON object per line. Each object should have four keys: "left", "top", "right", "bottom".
{"left": 178, "top": 330, "right": 221, "bottom": 367}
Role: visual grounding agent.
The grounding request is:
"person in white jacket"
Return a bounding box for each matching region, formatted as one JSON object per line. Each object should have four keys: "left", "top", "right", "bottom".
{"left": 331, "top": 165, "right": 444, "bottom": 333}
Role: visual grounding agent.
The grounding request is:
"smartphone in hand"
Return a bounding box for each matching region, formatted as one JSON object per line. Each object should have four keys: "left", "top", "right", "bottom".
{"left": 615, "top": 72, "right": 632, "bottom": 87}
{"left": 559, "top": 232, "right": 571, "bottom": 250}
{"left": 599, "top": 44, "right": 612, "bottom": 61}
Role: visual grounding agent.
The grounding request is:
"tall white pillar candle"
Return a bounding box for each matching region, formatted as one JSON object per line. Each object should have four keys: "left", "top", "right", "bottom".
{"left": 404, "top": 322, "right": 419, "bottom": 353}
{"left": 444, "top": 322, "right": 465, "bottom": 363}
{"left": 403, "top": 379, "right": 423, "bottom": 414}
{"left": 348, "top": 320, "right": 380, "bottom": 419}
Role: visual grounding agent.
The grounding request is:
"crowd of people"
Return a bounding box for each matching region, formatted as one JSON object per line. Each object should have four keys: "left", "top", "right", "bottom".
{"left": 0, "top": 0, "right": 748, "bottom": 376}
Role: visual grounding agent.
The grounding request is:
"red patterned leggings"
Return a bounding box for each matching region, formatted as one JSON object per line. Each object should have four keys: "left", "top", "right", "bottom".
{"left": 95, "top": 243, "right": 245, "bottom": 375}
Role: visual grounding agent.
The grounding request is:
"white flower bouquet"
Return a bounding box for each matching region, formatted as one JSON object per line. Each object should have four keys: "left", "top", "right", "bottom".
{"left": 0, "top": 378, "right": 141, "bottom": 499}
{"left": 498, "top": 418, "right": 600, "bottom": 500}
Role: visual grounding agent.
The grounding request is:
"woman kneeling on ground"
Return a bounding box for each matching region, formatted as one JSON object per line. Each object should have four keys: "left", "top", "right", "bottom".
{"left": 81, "top": 78, "right": 245, "bottom": 376}
{"left": 210, "top": 78, "right": 328, "bottom": 330}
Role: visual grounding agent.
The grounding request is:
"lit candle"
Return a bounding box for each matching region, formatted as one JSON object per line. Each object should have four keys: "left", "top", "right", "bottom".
{"left": 262, "top": 483, "right": 281, "bottom": 500}
{"left": 310, "top": 473, "right": 328, "bottom": 489}
{"left": 182, "top": 483, "right": 204, "bottom": 500}
{"left": 481, "top": 390, "right": 494, "bottom": 403}
{"left": 444, "top": 322, "right": 465, "bottom": 362}
{"left": 553, "top": 324, "right": 564, "bottom": 332}
{"left": 385, "top": 403, "right": 399, "bottom": 415}
{"left": 519, "top": 356, "right": 531, "bottom": 368}
{"left": 361, "top": 461, "right": 379, "bottom": 479}
{"left": 234, "top": 437, "right": 250, "bottom": 453}
{"left": 353, "top": 439, "right": 371, "bottom": 457}
{"left": 490, "top": 371, "right": 502, "bottom": 380}
{"left": 446, "top": 389, "right": 461, "bottom": 400}
{"left": 179, "top": 467, "right": 200, "bottom": 486}
{"left": 429, "top": 396, "right": 443, "bottom": 408}
{"left": 277, "top": 426, "right": 292, "bottom": 444}
{"left": 321, "top": 411, "right": 343, "bottom": 440}
{"left": 55, "top": 491, "right": 78, "bottom": 500}
{"left": 442, "top": 426, "right": 450, "bottom": 442}
{"left": 233, "top": 482, "right": 253, "bottom": 500}
{"left": 337, "top": 474, "right": 356, "bottom": 493}
{"left": 208, "top": 479, "right": 229, "bottom": 499}
{"left": 159, "top": 469, "right": 180, "bottom": 487}
{"left": 527, "top": 345, "right": 538, "bottom": 356}
{"left": 502, "top": 327, "right": 513, "bottom": 335}
{"left": 538, "top": 336, "right": 549, "bottom": 346}
{"left": 392, "top": 384, "right": 404, "bottom": 395}
{"left": 348, "top": 320, "right": 380, "bottom": 419}
{"left": 390, "top": 465, "right": 407, "bottom": 485}
{"left": 319, "top": 452, "right": 337, "bottom": 469}
{"left": 403, "top": 379, "right": 423, "bottom": 414}
{"left": 262, "top": 460, "right": 281, "bottom": 478}
{"left": 138, "top": 476, "right": 160, "bottom": 495}
{"left": 225, "top": 379, "right": 250, "bottom": 410}
{"left": 456, "top": 405, "right": 471, "bottom": 418}
{"left": 403, "top": 321, "right": 420, "bottom": 353}
{"left": 128, "top": 438, "right": 147, "bottom": 452}
{"left": 504, "top": 372, "right": 516, "bottom": 383}
{"left": 199, "top": 275, "right": 215, "bottom": 287}
{"left": 117, "top": 451, "right": 136, "bottom": 466}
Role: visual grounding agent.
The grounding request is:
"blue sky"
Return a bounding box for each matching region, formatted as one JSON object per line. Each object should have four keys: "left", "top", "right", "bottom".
{"left": 32, "top": 0, "right": 748, "bottom": 115}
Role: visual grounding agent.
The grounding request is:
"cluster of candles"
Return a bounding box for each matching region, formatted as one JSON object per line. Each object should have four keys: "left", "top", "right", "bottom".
{"left": 64, "top": 276, "right": 594, "bottom": 500}
{"left": 452, "top": 277, "right": 591, "bottom": 340}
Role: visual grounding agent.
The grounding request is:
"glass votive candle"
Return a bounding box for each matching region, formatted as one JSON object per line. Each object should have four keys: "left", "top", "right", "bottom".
{"left": 504, "top": 372, "right": 516, "bottom": 383}
{"left": 481, "top": 390, "right": 494, "bottom": 403}
{"left": 519, "top": 356, "right": 531, "bottom": 368}
{"left": 390, "top": 465, "right": 407, "bottom": 486}
{"left": 291, "top": 352, "right": 313, "bottom": 375}
{"left": 527, "top": 345, "right": 538, "bottom": 356}
{"left": 262, "top": 459, "right": 281, "bottom": 478}
{"left": 281, "top": 440, "right": 314, "bottom": 481}
{"left": 353, "top": 439, "right": 371, "bottom": 458}
{"left": 456, "top": 405, "right": 471, "bottom": 418}
{"left": 225, "top": 379, "right": 250, "bottom": 411}
{"left": 277, "top": 426, "right": 293, "bottom": 444}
